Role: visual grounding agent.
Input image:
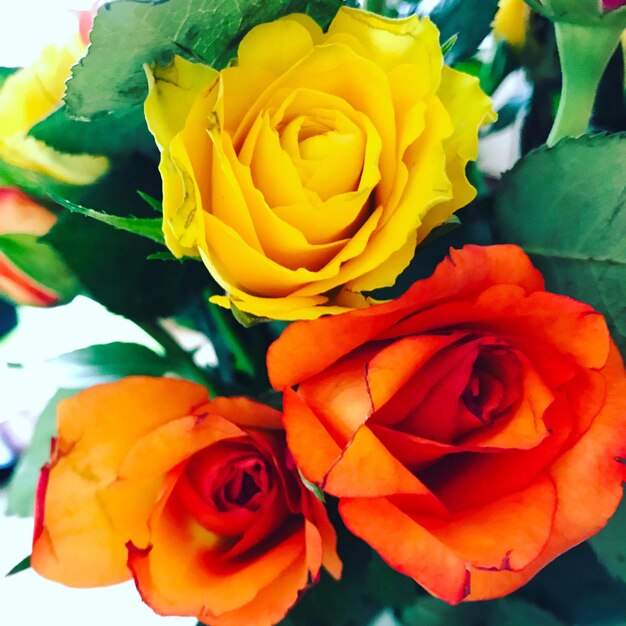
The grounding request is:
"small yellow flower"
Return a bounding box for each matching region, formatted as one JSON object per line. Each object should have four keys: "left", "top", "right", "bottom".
{"left": 493, "top": 0, "right": 532, "bottom": 47}
{"left": 0, "top": 34, "right": 108, "bottom": 185}
{"left": 145, "top": 7, "right": 495, "bottom": 320}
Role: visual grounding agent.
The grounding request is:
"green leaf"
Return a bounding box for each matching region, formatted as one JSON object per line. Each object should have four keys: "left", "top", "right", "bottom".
{"left": 44, "top": 342, "right": 169, "bottom": 387}
{"left": 429, "top": 0, "right": 500, "bottom": 65}
{"left": 401, "top": 597, "right": 486, "bottom": 625}
{"left": 0, "top": 66, "right": 19, "bottom": 88}
{"left": 297, "top": 468, "right": 325, "bottom": 502}
{"left": 6, "top": 555, "right": 31, "bottom": 577}
{"left": 494, "top": 134, "right": 626, "bottom": 355}
{"left": 65, "top": 0, "right": 344, "bottom": 120}
{"left": 0, "top": 233, "right": 81, "bottom": 302}
{"left": 589, "top": 487, "right": 626, "bottom": 584}
{"left": 487, "top": 598, "right": 565, "bottom": 626}
{"left": 367, "top": 554, "right": 418, "bottom": 610}
{"left": 482, "top": 93, "right": 529, "bottom": 135}
{"left": 50, "top": 193, "right": 165, "bottom": 245}
{"left": 29, "top": 106, "right": 156, "bottom": 157}
{"left": 44, "top": 212, "right": 211, "bottom": 320}
{"left": 137, "top": 190, "right": 163, "bottom": 213}
{"left": 7, "top": 388, "right": 76, "bottom": 517}
{"left": 230, "top": 301, "right": 273, "bottom": 327}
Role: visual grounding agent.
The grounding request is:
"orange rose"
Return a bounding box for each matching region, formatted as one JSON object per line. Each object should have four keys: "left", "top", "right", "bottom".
{"left": 31, "top": 378, "right": 341, "bottom": 626}
{"left": 268, "top": 244, "right": 626, "bottom": 604}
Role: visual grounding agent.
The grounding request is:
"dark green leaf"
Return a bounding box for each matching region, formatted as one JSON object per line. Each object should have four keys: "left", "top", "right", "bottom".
{"left": 44, "top": 342, "right": 169, "bottom": 387}
{"left": 494, "top": 134, "right": 626, "bottom": 356}
{"left": 0, "top": 67, "right": 19, "bottom": 88}
{"left": 429, "top": 0, "right": 499, "bottom": 65}
{"left": 50, "top": 193, "right": 165, "bottom": 245}
{"left": 518, "top": 542, "right": 626, "bottom": 625}
{"left": 482, "top": 93, "right": 529, "bottom": 135}
{"left": 6, "top": 555, "right": 31, "bottom": 577}
{"left": 7, "top": 389, "right": 77, "bottom": 516}
{"left": 487, "top": 598, "right": 565, "bottom": 626}
{"left": 44, "top": 211, "right": 211, "bottom": 319}
{"left": 589, "top": 487, "right": 626, "bottom": 584}
{"left": 367, "top": 554, "right": 418, "bottom": 610}
{"left": 0, "top": 233, "right": 81, "bottom": 301}
{"left": 29, "top": 105, "right": 156, "bottom": 157}
{"left": 401, "top": 597, "right": 486, "bottom": 625}
{"left": 65, "top": 0, "right": 343, "bottom": 120}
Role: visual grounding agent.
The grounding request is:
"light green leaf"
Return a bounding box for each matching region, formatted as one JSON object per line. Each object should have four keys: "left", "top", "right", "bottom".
{"left": 51, "top": 193, "right": 165, "bottom": 245}
{"left": 137, "top": 190, "right": 163, "bottom": 213}
{"left": 297, "top": 468, "right": 325, "bottom": 502}
{"left": 7, "top": 388, "right": 76, "bottom": 517}
{"left": 65, "top": 0, "right": 343, "bottom": 120}
{"left": 44, "top": 341, "right": 169, "bottom": 387}
{"left": 494, "top": 134, "right": 626, "bottom": 356}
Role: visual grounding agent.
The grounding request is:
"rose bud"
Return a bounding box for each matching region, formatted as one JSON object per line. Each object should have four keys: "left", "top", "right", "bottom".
{"left": 0, "top": 187, "right": 79, "bottom": 306}
{"left": 268, "top": 244, "right": 626, "bottom": 604}
{"left": 31, "top": 378, "right": 341, "bottom": 626}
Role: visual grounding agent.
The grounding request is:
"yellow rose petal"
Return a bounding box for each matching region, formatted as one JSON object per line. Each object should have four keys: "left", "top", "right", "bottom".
{"left": 238, "top": 17, "right": 316, "bottom": 76}
{"left": 327, "top": 7, "right": 443, "bottom": 85}
{"left": 144, "top": 55, "right": 217, "bottom": 150}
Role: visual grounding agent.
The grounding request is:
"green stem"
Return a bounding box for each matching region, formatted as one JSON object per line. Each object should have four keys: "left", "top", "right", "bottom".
{"left": 137, "top": 319, "right": 219, "bottom": 395}
{"left": 547, "top": 20, "right": 623, "bottom": 146}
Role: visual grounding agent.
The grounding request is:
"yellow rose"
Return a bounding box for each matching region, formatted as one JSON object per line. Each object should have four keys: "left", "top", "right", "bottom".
{"left": 493, "top": 0, "right": 532, "bottom": 47}
{"left": 0, "top": 33, "right": 108, "bottom": 185}
{"left": 145, "top": 7, "right": 495, "bottom": 320}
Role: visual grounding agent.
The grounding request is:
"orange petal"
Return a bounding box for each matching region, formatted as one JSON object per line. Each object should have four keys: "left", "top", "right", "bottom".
{"left": 282, "top": 388, "right": 342, "bottom": 484}
{"left": 340, "top": 496, "right": 470, "bottom": 603}
{"left": 419, "top": 475, "right": 556, "bottom": 572}
{"left": 468, "top": 345, "right": 626, "bottom": 599}
{"left": 129, "top": 492, "right": 305, "bottom": 617}
{"left": 199, "top": 557, "right": 308, "bottom": 626}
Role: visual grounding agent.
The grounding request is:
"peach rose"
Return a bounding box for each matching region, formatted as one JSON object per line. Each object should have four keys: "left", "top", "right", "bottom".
{"left": 31, "top": 378, "right": 341, "bottom": 626}
{"left": 268, "top": 244, "right": 626, "bottom": 604}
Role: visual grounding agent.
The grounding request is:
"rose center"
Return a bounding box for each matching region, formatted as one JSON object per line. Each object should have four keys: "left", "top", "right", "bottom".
{"left": 186, "top": 442, "right": 274, "bottom": 513}
{"left": 461, "top": 345, "right": 521, "bottom": 427}
{"left": 278, "top": 110, "right": 365, "bottom": 201}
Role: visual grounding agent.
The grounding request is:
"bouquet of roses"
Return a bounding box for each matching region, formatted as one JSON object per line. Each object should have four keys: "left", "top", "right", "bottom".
{"left": 2, "top": 0, "right": 626, "bottom": 624}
